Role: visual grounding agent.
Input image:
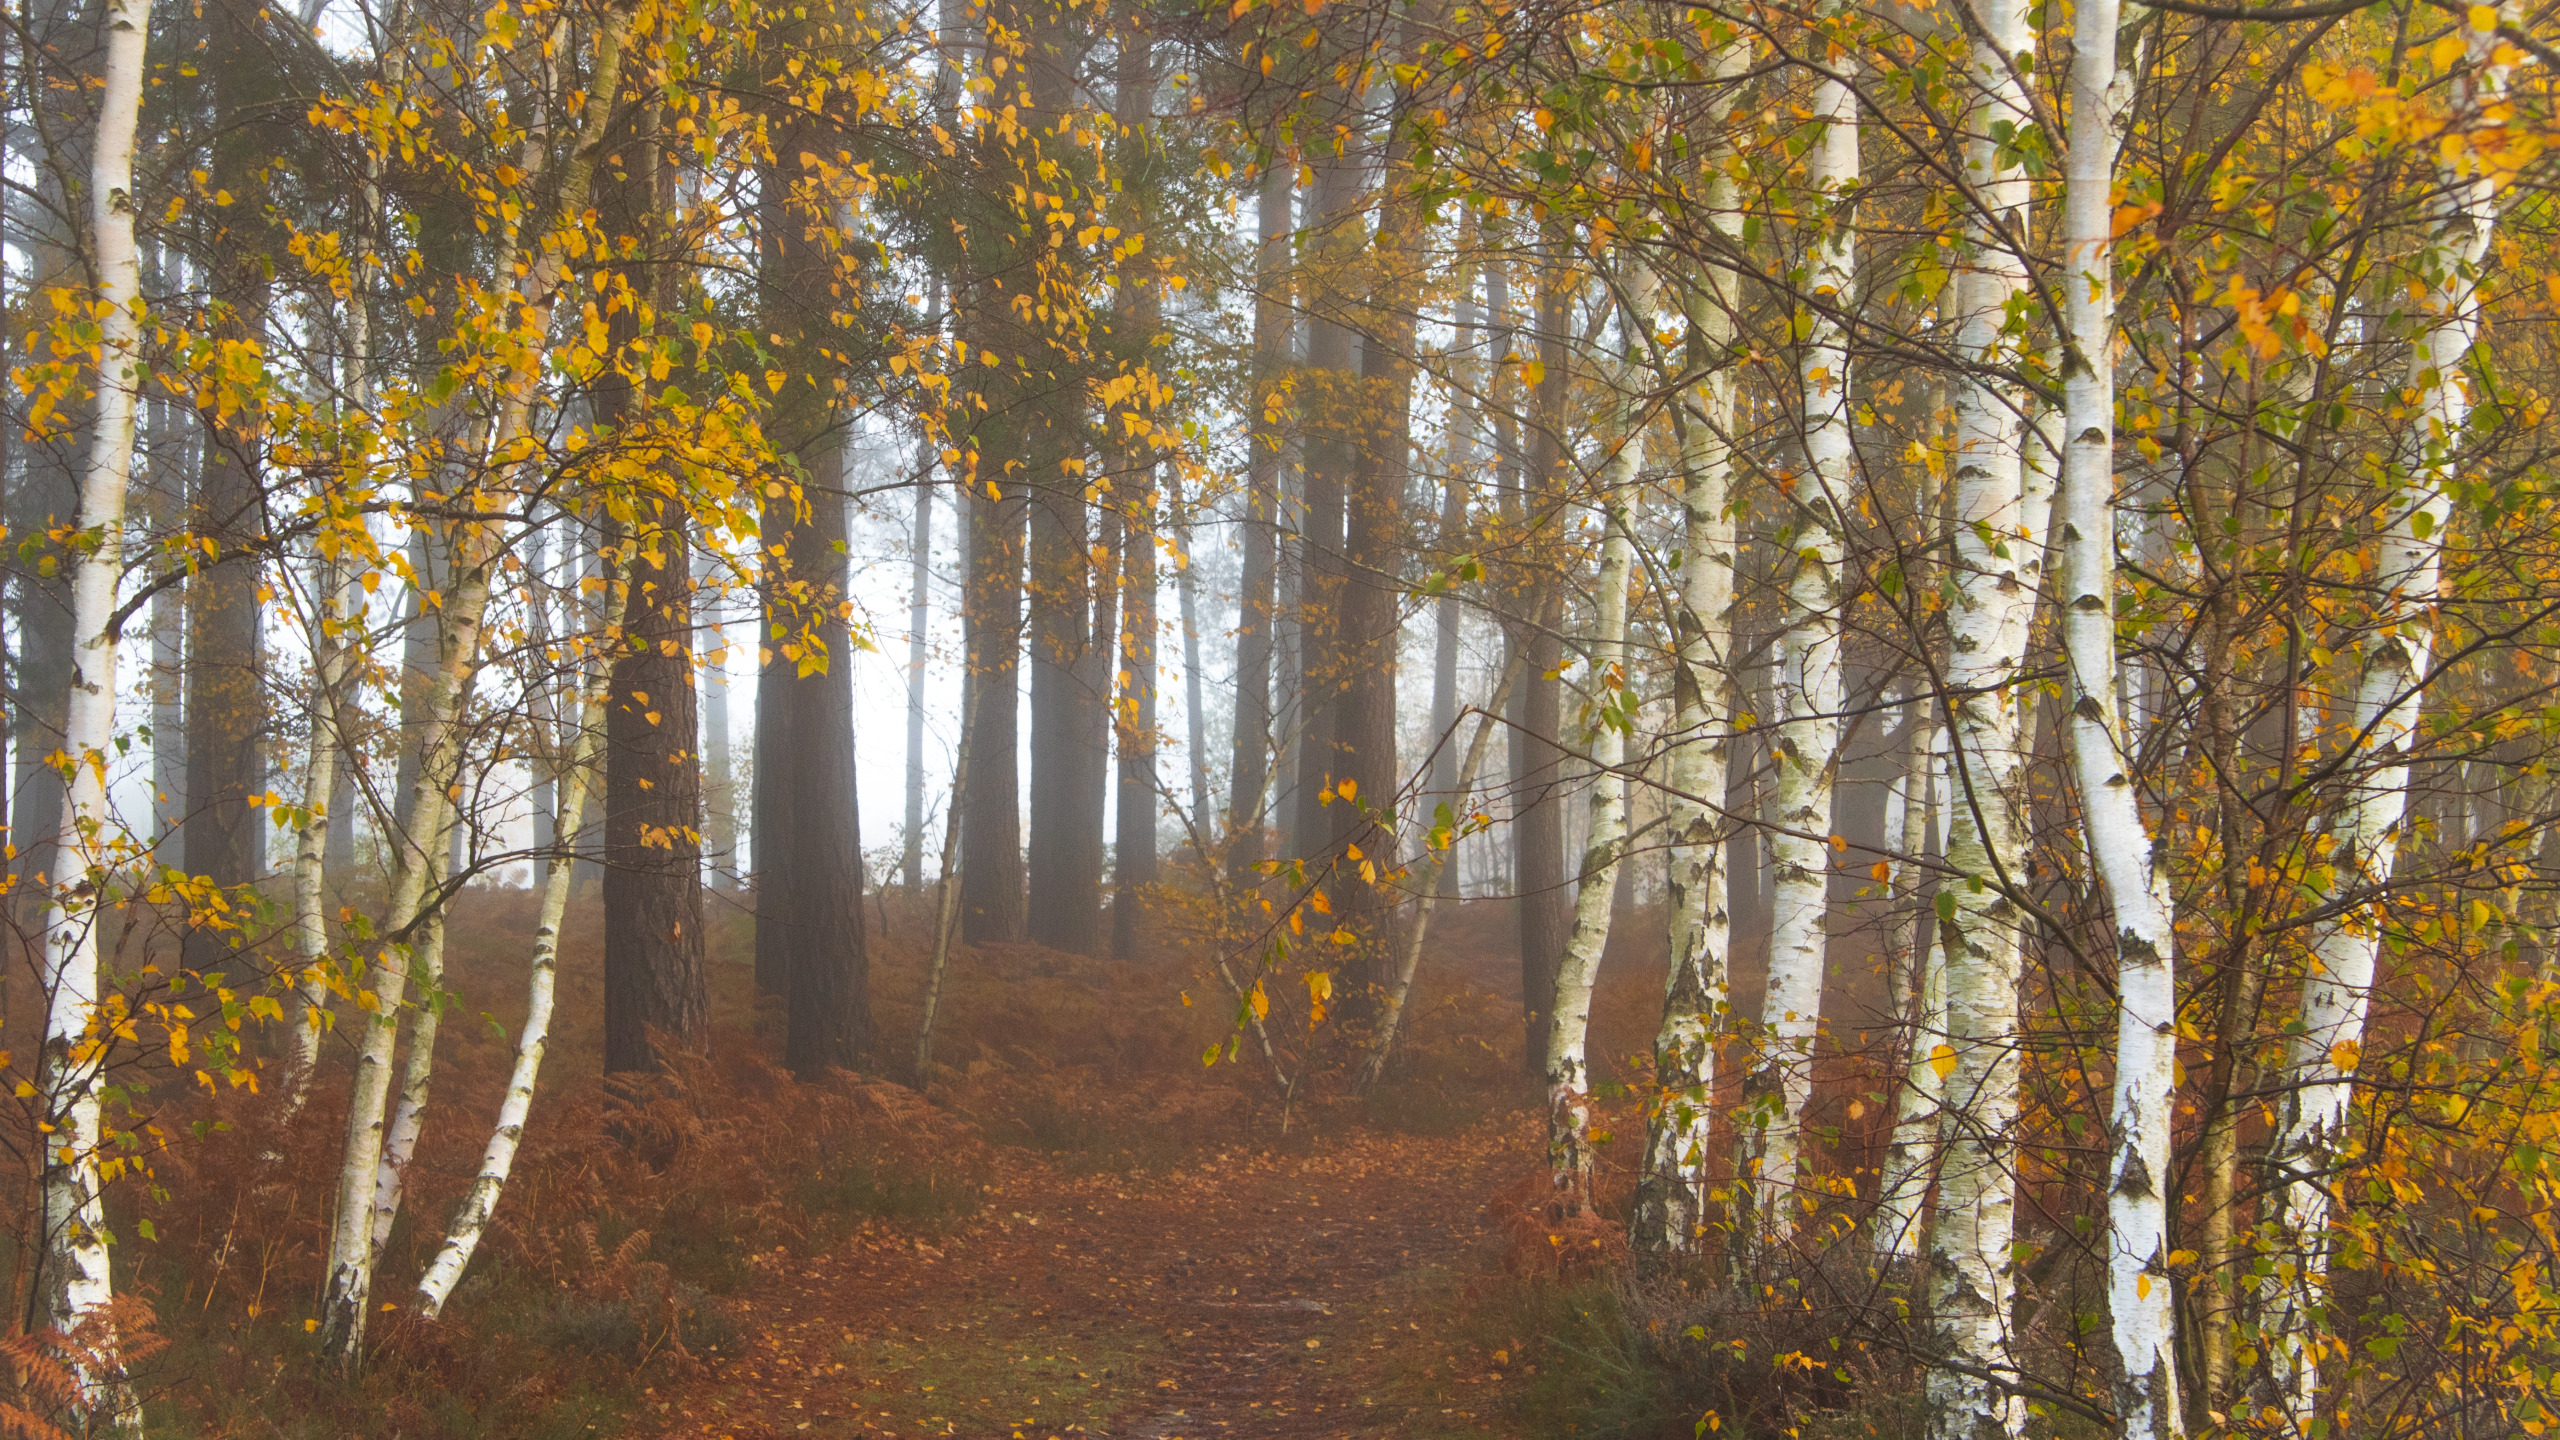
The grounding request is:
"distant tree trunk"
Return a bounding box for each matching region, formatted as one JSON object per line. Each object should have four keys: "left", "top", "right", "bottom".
{"left": 1515, "top": 248, "right": 1572, "bottom": 1075}
{"left": 10, "top": 234, "right": 83, "bottom": 980}
{"left": 1225, "top": 156, "right": 1290, "bottom": 881}
{"left": 1292, "top": 140, "right": 1361, "bottom": 869}
{"left": 903, "top": 281, "right": 941, "bottom": 895}
{"left": 1427, "top": 252, "right": 1478, "bottom": 902}
{"left": 1340, "top": 71, "right": 1422, "bottom": 999}
{"left": 765, "top": 437, "right": 871, "bottom": 1076}
{"left": 147, "top": 381, "right": 186, "bottom": 855}
{"left": 185, "top": 0, "right": 276, "bottom": 969}
{"left": 959, "top": 445, "right": 1025, "bottom": 944}
{"left": 530, "top": 524, "right": 557, "bottom": 859}
{"left": 1027, "top": 466, "right": 1105, "bottom": 952}
{"left": 754, "top": 129, "right": 870, "bottom": 1071}
{"left": 1112, "top": 492, "right": 1157, "bottom": 958}
{"left": 698, "top": 548, "right": 735, "bottom": 888}
{"left": 1175, "top": 497, "right": 1210, "bottom": 831}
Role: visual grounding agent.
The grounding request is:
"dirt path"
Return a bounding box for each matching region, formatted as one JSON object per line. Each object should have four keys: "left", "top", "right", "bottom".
{"left": 640, "top": 1118, "right": 1531, "bottom": 1440}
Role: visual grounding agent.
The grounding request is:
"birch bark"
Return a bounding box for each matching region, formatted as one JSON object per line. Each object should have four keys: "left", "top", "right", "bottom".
{"left": 2254, "top": 10, "right": 2513, "bottom": 1422}
{"left": 1543, "top": 269, "right": 1649, "bottom": 1211}
{"left": 1634, "top": 34, "right": 1750, "bottom": 1259}
{"left": 288, "top": 18, "right": 403, "bottom": 1103}
{"left": 367, "top": 850, "right": 450, "bottom": 1258}
{"left": 416, "top": 679, "right": 607, "bottom": 1318}
{"left": 319, "top": 13, "right": 625, "bottom": 1364}
{"left": 2057, "top": 2, "right": 2179, "bottom": 1432}
{"left": 36, "top": 0, "right": 149, "bottom": 1418}
{"left": 1745, "top": 66, "right": 1856, "bottom": 1241}
{"left": 1924, "top": 0, "right": 2050, "bottom": 1428}
{"left": 1871, "top": 710, "right": 1946, "bottom": 1258}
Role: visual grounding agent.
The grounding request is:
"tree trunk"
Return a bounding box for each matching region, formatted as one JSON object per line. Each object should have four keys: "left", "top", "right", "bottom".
{"left": 1873, "top": 707, "right": 1947, "bottom": 1258}
{"left": 1924, "top": 0, "right": 2052, "bottom": 1426}
{"left": 2254, "top": 17, "right": 2510, "bottom": 1421}
{"left": 958, "top": 449, "right": 1025, "bottom": 944}
{"left": 604, "top": 492, "right": 710, "bottom": 1071}
{"left": 320, "top": 17, "right": 625, "bottom": 1360}
{"left": 34, "top": 0, "right": 148, "bottom": 1411}
{"left": 1743, "top": 72, "right": 1855, "bottom": 1245}
{"left": 602, "top": 112, "right": 708, "bottom": 1075}
{"left": 418, "top": 677, "right": 605, "bottom": 1318}
{"left": 698, "top": 547, "right": 736, "bottom": 888}
{"left": 1113, "top": 486, "right": 1157, "bottom": 958}
{"left": 903, "top": 281, "right": 942, "bottom": 895}
{"left": 1634, "top": 81, "right": 1746, "bottom": 1251}
{"left": 1515, "top": 248, "right": 1572, "bottom": 1075}
{"left": 2058, "top": 5, "right": 2181, "bottom": 1432}
{"left": 1225, "top": 159, "right": 1290, "bottom": 881}
{"left": 1292, "top": 141, "right": 1360, "bottom": 869}
{"left": 185, "top": 0, "right": 279, "bottom": 969}
{"left": 1543, "top": 269, "right": 1648, "bottom": 1215}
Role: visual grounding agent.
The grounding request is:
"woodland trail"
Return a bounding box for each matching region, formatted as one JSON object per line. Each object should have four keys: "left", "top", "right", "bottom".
{"left": 639, "top": 1115, "right": 1534, "bottom": 1440}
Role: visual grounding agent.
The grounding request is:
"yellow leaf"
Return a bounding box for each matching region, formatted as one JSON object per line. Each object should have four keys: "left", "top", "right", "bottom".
{"left": 1249, "top": 982, "right": 1269, "bottom": 1020}
{"left": 1521, "top": 359, "right": 1545, "bottom": 387}
{"left": 1337, "top": 777, "right": 1357, "bottom": 802}
{"left": 1930, "top": 1044, "right": 1958, "bottom": 1082}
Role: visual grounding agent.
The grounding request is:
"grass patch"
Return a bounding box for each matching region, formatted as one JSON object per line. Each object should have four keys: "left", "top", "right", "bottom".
{"left": 796, "top": 1158, "right": 985, "bottom": 1234}
{"left": 833, "top": 1308, "right": 1166, "bottom": 1436}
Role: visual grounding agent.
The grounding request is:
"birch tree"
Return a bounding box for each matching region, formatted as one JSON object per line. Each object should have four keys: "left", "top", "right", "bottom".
{"left": 1542, "top": 266, "right": 1649, "bottom": 1211}
{"left": 416, "top": 680, "right": 607, "bottom": 1319}
{"left": 318, "top": 9, "right": 629, "bottom": 1363}
{"left": 34, "top": 0, "right": 150, "bottom": 1418}
{"left": 1634, "top": 29, "right": 1751, "bottom": 1260}
{"left": 1923, "top": 0, "right": 2054, "bottom": 1426}
{"left": 1743, "top": 57, "right": 1856, "bottom": 1245}
{"left": 2055, "top": 0, "right": 2179, "bottom": 1430}
{"left": 2254, "top": 6, "right": 2519, "bottom": 1422}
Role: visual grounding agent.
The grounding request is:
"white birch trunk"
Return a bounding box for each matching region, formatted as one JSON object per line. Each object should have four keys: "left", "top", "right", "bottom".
{"left": 415, "top": 680, "right": 606, "bottom": 1318}
{"left": 319, "top": 16, "right": 625, "bottom": 1365}
{"left": 1543, "top": 449, "right": 1640, "bottom": 1213}
{"left": 38, "top": 0, "right": 149, "bottom": 1421}
{"left": 1747, "top": 68, "right": 1856, "bottom": 1241}
{"left": 288, "top": 85, "right": 397, "bottom": 1106}
{"left": 1873, "top": 711, "right": 1947, "bottom": 1259}
{"left": 2255, "top": 12, "right": 2511, "bottom": 1422}
{"left": 1925, "top": 0, "right": 2049, "bottom": 1429}
{"left": 1635, "top": 39, "right": 1751, "bottom": 1259}
{"left": 2058, "top": 3, "right": 2179, "bottom": 1433}
{"left": 367, "top": 850, "right": 450, "bottom": 1258}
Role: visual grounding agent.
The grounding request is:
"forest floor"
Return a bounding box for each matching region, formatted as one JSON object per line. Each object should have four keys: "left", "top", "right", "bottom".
{"left": 637, "top": 1119, "right": 1532, "bottom": 1440}
{"left": 132, "top": 885, "right": 1740, "bottom": 1438}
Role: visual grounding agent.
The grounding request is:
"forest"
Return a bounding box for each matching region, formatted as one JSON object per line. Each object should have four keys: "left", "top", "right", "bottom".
{"left": 0, "top": 0, "right": 2554, "bottom": 1432}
